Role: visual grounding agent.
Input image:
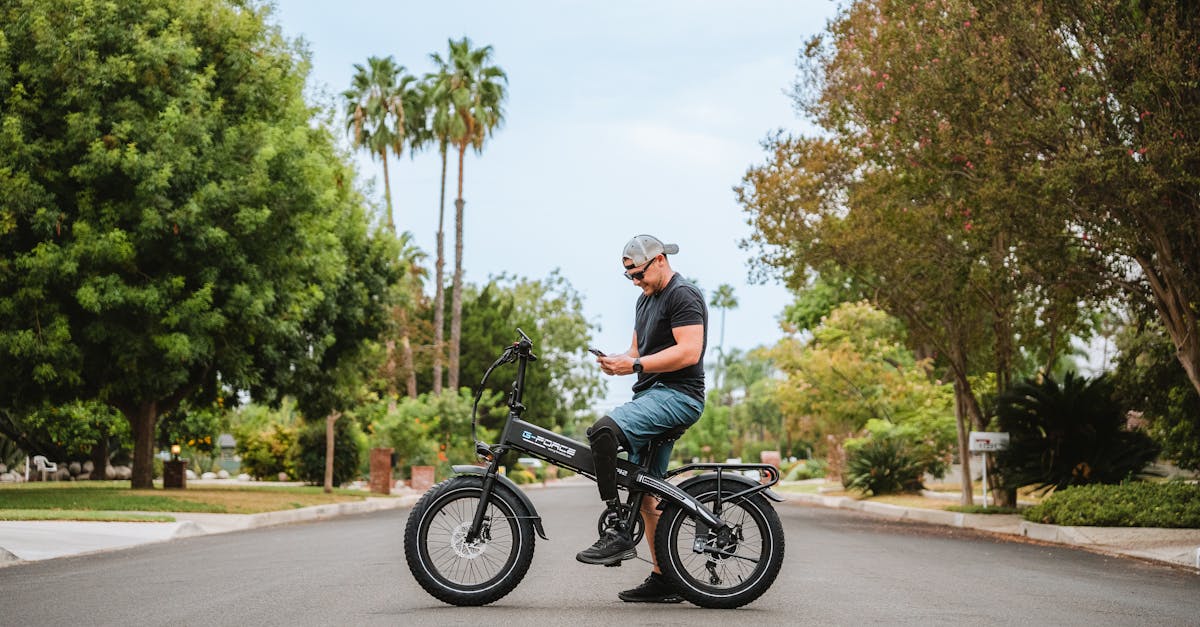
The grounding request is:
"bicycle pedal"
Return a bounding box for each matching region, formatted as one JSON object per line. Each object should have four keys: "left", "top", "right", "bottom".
{"left": 604, "top": 560, "right": 622, "bottom": 567}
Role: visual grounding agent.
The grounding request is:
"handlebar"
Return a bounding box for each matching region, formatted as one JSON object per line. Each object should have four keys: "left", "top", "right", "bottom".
{"left": 471, "top": 329, "right": 537, "bottom": 460}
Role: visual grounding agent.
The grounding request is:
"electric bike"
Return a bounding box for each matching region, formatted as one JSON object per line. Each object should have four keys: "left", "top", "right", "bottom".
{"left": 403, "top": 329, "right": 786, "bottom": 609}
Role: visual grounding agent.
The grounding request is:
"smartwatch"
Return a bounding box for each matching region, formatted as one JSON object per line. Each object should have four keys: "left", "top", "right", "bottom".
{"left": 632, "top": 358, "right": 643, "bottom": 374}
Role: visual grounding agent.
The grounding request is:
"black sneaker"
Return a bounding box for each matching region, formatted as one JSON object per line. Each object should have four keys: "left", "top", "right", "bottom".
{"left": 575, "top": 529, "right": 636, "bottom": 565}
{"left": 618, "top": 572, "right": 683, "bottom": 603}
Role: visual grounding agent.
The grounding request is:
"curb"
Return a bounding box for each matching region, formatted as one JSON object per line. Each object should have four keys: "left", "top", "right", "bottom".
{"left": 182, "top": 493, "right": 424, "bottom": 538}
{"left": 782, "top": 491, "right": 1200, "bottom": 572}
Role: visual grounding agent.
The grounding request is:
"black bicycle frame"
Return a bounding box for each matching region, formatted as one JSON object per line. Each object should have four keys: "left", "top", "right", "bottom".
{"left": 464, "top": 330, "right": 781, "bottom": 542}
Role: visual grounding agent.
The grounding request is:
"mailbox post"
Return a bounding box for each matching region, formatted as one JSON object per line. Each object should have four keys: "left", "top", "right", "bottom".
{"left": 968, "top": 431, "right": 1009, "bottom": 507}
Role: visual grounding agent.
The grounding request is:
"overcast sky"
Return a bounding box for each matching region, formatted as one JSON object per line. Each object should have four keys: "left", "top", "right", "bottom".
{"left": 270, "top": 1, "right": 842, "bottom": 404}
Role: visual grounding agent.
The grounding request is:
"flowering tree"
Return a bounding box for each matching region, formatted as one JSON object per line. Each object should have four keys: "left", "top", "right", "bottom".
{"left": 739, "top": 0, "right": 1105, "bottom": 504}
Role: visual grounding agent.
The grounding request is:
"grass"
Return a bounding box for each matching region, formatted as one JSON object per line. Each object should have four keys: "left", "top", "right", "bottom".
{"left": 0, "top": 509, "right": 177, "bottom": 522}
{"left": 776, "top": 479, "right": 1029, "bottom": 513}
{"left": 0, "top": 481, "right": 379, "bottom": 516}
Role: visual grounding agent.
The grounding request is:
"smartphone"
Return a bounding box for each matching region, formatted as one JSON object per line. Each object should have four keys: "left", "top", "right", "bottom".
{"left": 588, "top": 347, "right": 606, "bottom": 357}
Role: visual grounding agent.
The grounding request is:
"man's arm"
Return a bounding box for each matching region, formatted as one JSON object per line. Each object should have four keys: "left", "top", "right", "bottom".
{"left": 600, "top": 324, "right": 703, "bottom": 376}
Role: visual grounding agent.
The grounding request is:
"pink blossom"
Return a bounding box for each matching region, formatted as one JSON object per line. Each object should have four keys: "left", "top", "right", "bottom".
{"left": 964, "top": 221, "right": 973, "bottom": 231}
{"left": 876, "top": 81, "right": 885, "bottom": 89}
{"left": 964, "top": 20, "right": 971, "bottom": 27}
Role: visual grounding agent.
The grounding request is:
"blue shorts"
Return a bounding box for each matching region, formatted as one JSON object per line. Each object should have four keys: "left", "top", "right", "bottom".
{"left": 609, "top": 383, "right": 704, "bottom": 477}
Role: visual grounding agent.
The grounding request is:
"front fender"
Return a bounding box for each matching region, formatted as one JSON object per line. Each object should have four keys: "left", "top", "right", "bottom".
{"left": 452, "top": 465, "right": 548, "bottom": 540}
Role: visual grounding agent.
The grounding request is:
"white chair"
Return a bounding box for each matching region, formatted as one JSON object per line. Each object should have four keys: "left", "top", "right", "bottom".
{"left": 25, "top": 455, "right": 58, "bottom": 482}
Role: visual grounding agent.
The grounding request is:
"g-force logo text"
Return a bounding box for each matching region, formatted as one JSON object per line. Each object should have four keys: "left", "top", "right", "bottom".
{"left": 521, "top": 431, "right": 577, "bottom": 458}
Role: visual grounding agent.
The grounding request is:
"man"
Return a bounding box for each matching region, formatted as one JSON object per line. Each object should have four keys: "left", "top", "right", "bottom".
{"left": 576, "top": 234, "right": 708, "bottom": 604}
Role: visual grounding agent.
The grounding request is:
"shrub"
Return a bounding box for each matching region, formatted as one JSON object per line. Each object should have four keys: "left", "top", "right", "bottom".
{"left": 843, "top": 436, "right": 924, "bottom": 495}
{"left": 293, "top": 417, "right": 366, "bottom": 486}
{"left": 237, "top": 423, "right": 297, "bottom": 480}
{"left": 1023, "top": 482, "right": 1200, "bottom": 528}
{"left": 995, "top": 373, "right": 1161, "bottom": 494}
{"left": 506, "top": 469, "right": 538, "bottom": 485}
{"left": 783, "top": 458, "right": 827, "bottom": 481}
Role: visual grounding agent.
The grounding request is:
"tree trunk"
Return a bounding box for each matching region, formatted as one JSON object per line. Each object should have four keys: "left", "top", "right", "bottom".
{"left": 89, "top": 437, "right": 109, "bottom": 481}
{"left": 449, "top": 143, "right": 467, "bottom": 392}
{"left": 433, "top": 143, "right": 448, "bottom": 395}
{"left": 1136, "top": 251, "right": 1200, "bottom": 398}
{"left": 381, "top": 149, "right": 395, "bottom": 233}
{"left": 324, "top": 411, "right": 340, "bottom": 494}
{"left": 400, "top": 310, "right": 417, "bottom": 398}
{"left": 952, "top": 378, "right": 974, "bottom": 507}
{"left": 381, "top": 148, "right": 398, "bottom": 400}
{"left": 122, "top": 401, "right": 158, "bottom": 489}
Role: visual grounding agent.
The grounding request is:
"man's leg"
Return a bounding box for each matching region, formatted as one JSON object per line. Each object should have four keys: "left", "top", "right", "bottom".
{"left": 575, "top": 416, "right": 637, "bottom": 565}
{"left": 641, "top": 495, "right": 663, "bottom": 573}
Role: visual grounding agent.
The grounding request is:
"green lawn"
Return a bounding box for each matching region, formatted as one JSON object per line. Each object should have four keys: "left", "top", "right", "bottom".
{"left": 0, "top": 481, "right": 380, "bottom": 518}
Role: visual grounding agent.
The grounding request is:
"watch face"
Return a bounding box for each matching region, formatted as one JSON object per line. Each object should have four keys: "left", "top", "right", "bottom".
{"left": 633, "top": 359, "right": 643, "bottom": 373}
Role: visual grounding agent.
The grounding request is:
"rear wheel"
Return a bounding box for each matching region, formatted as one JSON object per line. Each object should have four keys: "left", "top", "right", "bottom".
{"left": 654, "top": 480, "right": 785, "bottom": 609}
{"left": 404, "top": 475, "right": 535, "bottom": 606}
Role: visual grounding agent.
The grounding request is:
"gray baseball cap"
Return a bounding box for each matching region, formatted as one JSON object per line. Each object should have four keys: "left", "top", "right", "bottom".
{"left": 623, "top": 234, "right": 680, "bottom": 265}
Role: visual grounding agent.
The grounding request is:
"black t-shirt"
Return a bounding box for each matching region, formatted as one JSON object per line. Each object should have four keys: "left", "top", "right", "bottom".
{"left": 632, "top": 273, "right": 708, "bottom": 402}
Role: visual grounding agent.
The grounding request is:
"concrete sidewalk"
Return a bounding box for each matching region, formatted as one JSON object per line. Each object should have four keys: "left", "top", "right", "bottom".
{"left": 783, "top": 491, "right": 1200, "bottom": 572}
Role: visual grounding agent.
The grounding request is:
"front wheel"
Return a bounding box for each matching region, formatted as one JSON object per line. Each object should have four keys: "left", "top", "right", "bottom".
{"left": 404, "top": 475, "right": 535, "bottom": 606}
{"left": 654, "top": 480, "right": 785, "bottom": 609}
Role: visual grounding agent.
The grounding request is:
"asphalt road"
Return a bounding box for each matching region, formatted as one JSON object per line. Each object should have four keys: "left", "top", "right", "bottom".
{"left": 1, "top": 483, "right": 1197, "bottom": 626}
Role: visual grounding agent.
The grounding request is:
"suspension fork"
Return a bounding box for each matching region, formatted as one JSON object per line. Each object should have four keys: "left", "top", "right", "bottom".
{"left": 465, "top": 450, "right": 506, "bottom": 542}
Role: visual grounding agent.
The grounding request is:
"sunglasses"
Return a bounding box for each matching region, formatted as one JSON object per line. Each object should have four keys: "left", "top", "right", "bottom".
{"left": 623, "top": 258, "right": 655, "bottom": 281}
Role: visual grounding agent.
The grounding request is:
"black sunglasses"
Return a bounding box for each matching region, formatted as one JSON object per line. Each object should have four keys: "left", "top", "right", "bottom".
{"left": 623, "top": 258, "right": 656, "bottom": 281}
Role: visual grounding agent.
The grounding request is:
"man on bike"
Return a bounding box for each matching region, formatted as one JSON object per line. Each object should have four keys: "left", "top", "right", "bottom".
{"left": 577, "top": 234, "right": 708, "bottom": 604}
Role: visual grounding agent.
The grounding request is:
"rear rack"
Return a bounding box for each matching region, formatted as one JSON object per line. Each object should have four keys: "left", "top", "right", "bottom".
{"left": 665, "top": 462, "right": 782, "bottom": 504}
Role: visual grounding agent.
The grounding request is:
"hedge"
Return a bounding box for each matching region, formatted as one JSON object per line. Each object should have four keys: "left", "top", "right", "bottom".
{"left": 1022, "top": 482, "right": 1200, "bottom": 528}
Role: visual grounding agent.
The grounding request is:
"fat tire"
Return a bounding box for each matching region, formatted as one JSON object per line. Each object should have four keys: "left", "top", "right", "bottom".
{"left": 404, "top": 475, "right": 535, "bottom": 606}
{"left": 654, "top": 479, "right": 785, "bottom": 609}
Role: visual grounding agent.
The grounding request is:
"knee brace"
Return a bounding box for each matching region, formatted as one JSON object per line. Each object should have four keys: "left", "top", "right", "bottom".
{"left": 587, "top": 416, "right": 631, "bottom": 502}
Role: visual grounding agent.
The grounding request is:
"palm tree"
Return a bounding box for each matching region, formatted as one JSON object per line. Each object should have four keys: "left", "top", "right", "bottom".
{"left": 442, "top": 37, "right": 507, "bottom": 391}
{"left": 344, "top": 56, "right": 424, "bottom": 397}
{"left": 710, "top": 284, "right": 739, "bottom": 396}
{"left": 422, "top": 56, "right": 458, "bottom": 395}
{"left": 342, "top": 55, "right": 419, "bottom": 232}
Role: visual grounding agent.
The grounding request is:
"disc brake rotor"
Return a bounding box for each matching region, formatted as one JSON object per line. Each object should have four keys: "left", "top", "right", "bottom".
{"left": 450, "top": 521, "right": 488, "bottom": 559}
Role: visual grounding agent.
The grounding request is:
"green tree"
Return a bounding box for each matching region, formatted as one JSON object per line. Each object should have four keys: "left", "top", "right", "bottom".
{"left": 1112, "top": 318, "right": 1200, "bottom": 472}
{"left": 0, "top": 0, "right": 393, "bottom": 487}
{"left": 769, "top": 302, "right": 954, "bottom": 468}
{"left": 440, "top": 37, "right": 508, "bottom": 393}
{"left": 456, "top": 272, "right": 603, "bottom": 432}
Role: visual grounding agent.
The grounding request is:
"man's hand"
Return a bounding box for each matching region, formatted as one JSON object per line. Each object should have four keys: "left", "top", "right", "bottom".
{"left": 598, "top": 354, "right": 636, "bottom": 376}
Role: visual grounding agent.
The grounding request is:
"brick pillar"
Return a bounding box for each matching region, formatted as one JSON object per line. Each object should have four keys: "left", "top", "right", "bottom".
{"left": 369, "top": 447, "right": 394, "bottom": 495}
{"left": 410, "top": 465, "right": 435, "bottom": 492}
{"left": 163, "top": 460, "right": 187, "bottom": 489}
